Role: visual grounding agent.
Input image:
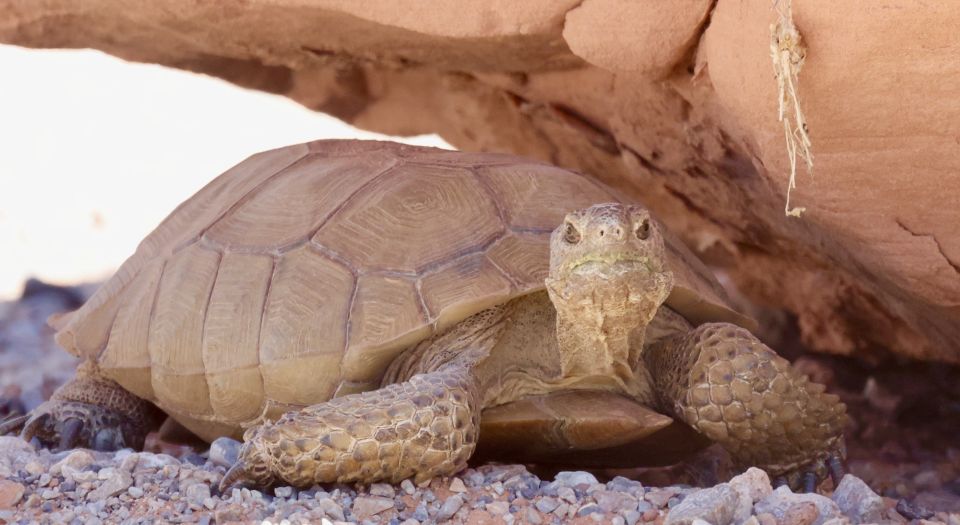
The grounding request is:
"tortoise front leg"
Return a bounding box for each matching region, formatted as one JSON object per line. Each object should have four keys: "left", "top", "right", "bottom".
{"left": 0, "top": 360, "right": 163, "bottom": 451}
{"left": 643, "top": 323, "right": 848, "bottom": 491}
{"left": 220, "top": 361, "right": 481, "bottom": 490}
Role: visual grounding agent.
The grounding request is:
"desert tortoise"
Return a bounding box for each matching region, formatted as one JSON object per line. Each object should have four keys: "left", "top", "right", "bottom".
{"left": 1, "top": 140, "right": 846, "bottom": 491}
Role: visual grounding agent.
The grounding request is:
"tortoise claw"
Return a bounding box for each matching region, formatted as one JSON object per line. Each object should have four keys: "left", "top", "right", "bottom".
{"left": 0, "top": 414, "right": 29, "bottom": 436}
{"left": 219, "top": 460, "right": 251, "bottom": 494}
{"left": 59, "top": 418, "right": 85, "bottom": 450}
{"left": 827, "top": 454, "right": 846, "bottom": 486}
{"left": 802, "top": 471, "right": 818, "bottom": 493}
{"left": 5, "top": 401, "right": 137, "bottom": 452}
{"left": 20, "top": 412, "right": 51, "bottom": 444}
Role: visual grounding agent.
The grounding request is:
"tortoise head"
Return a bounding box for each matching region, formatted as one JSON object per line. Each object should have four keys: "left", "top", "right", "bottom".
{"left": 545, "top": 203, "right": 674, "bottom": 377}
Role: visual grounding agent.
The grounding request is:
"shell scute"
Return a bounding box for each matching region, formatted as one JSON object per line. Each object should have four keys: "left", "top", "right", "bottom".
{"left": 342, "top": 275, "right": 430, "bottom": 384}
{"left": 203, "top": 252, "right": 273, "bottom": 422}
{"left": 477, "top": 163, "right": 620, "bottom": 231}
{"left": 259, "top": 245, "right": 354, "bottom": 406}
{"left": 313, "top": 163, "right": 503, "bottom": 273}
{"left": 205, "top": 150, "right": 397, "bottom": 251}
{"left": 148, "top": 244, "right": 220, "bottom": 417}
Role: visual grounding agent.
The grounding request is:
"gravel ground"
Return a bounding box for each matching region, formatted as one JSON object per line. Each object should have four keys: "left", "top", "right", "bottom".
{"left": 1, "top": 282, "right": 959, "bottom": 524}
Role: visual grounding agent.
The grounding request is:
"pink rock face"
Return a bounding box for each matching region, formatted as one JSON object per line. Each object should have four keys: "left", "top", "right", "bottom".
{"left": 1, "top": 1, "right": 958, "bottom": 362}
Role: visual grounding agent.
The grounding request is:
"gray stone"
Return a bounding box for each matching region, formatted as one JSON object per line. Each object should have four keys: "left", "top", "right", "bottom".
{"left": 184, "top": 483, "right": 211, "bottom": 507}
{"left": 558, "top": 486, "right": 577, "bottom": 504}
{"left": 536, "top": 497, "right": 560, "bottom": 513}
{"left": 623, "top": 509, "right": 642, "bottom": 525}
{"left": 369, "top": 483, "right": 395, "bottom": 498}
{"left": 52, "top": 450, "right": 94, "bottom": 475}
{"left": 664, "top": 483, "right": 739, "bottom": 525}
{"left": 412, "top": 502, "right": 429, "bottom": 521}
{"left": 135, "top": 453, "right": 179, "bottom": 470}
{"left": 400, "top": 479, "right": 416, "bottom": 495}
{"left": 0, "top": 436, "right": 37, "bottom": 478}
{"left": 646, "top": 488, "right": 677, "bottom": 508}
{"left": 463, "top": 470, "right": 485, "bottom": 487}
{"left": 126, "top": 486, "right": 143, "bottom": 498}
{"left": 274, "top": 486, "right": 294, "bottom": 498}
{"left": 352, "top": 496, "right": 394, "bottom": 520}
{"left": 482, "top": 464, "right": 528, "bottom": 483}
{"left": 608, "top": 476, "right": 645, "bottom": 496}
{"left": 525, "top": 506, "right": 543, "bottom": 524}
{"left": 729, "top": 467, "right": 772, "bottom": 523}
{"left": 554, "top": 471, "right": 599, "bottom": 488}
{"left": 595, "top": 490, "right": 639, "bottom": 513}
{"left": 119, "top": 452, "right": 140, "bottom": 472}
{"left": 754, "top": 486, "right": 841, "bottom": 525}
{"left": 208, "top": 437, "right": 241, "bottom": 469}
{"left": 577, "top": 503, "right": 603, "bottom": 517}
{"left": 487, "top": 500, "right": 510, "bottom": 515}
{"left": 832, "top": 475, "right": 884, "bottom": 524}
{"left": 437, "top": 494, "right": 464, "bottom": 521}
{"left": 318, "top": 497, "right": 346, "bottom": 521}
{"left": 86, "top": 471, "right": 133, "bottom": 502}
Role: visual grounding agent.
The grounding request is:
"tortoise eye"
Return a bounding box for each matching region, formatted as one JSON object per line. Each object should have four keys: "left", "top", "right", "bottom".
{"left": 563, "top": 222, "right": 581, "bottom": 244}
{"left": 635, "top": 219, "right": 651, "bottom": 240}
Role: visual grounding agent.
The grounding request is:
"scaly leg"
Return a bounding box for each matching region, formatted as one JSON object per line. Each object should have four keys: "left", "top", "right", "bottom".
{"left": 643, "top": 323, "right": 847, "bottom": 491}
{"left": 0, "top": 360, "right": 163, "bottom": 451}
{"left": 220, "top": 361, "right": 480, "bottom": 489}
{"left": 220, "top": 306, "right": 509, "bottom": 490}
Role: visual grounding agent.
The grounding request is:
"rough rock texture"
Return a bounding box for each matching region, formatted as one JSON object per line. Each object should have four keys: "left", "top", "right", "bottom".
{"left": 1, "top": 1, "right": 959, "bottom": 363}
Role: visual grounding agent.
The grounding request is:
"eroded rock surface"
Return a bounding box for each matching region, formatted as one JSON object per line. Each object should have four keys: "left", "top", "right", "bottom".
{"left": 2, "top": 0, "right": 958, "bottom": 362}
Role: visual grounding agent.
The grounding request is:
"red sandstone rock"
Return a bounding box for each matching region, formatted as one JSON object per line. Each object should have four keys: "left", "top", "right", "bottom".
{"left": 0, "top": 0, "right": 957, "bottom": 362}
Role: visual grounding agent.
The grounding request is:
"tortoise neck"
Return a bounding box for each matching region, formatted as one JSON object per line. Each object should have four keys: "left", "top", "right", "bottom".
{"left": 547, "top": 273, "right": 671, "bottom": 382}
{"left": 553, "top": 297, "right": 651, "bottom": 383}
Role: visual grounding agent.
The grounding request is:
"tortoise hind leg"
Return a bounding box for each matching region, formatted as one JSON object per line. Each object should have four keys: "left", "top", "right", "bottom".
{"left": 643, "top": 322, "right": 848, "bottom": 491}
{"left": 0, "top": 360, "right": 163, "bottom": 451}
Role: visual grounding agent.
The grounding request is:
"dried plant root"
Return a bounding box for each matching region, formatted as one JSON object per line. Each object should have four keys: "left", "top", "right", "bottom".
{"left": 770, "top": 0, "right": 812, "bottom": 217}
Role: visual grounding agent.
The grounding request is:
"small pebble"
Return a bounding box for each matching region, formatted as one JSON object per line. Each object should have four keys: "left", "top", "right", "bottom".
{"left": 400, "top": 479, "right": 416, "bottom": 495}
{"left": 896, "top": 498, "right": 934, "bottom": 520}
{"left": 449, "top": 478, "right": 467, "bottom": 493}
{"left": 526, "top": 506, "right": 543, "bottom": 524}
{"left": 554, "top": 471, "right": 599, "bottom": 488}
{"left": 536, "top": 497, "right": 560, "bottom": 513}
{"left": 208, "top": 437, "right": 240, "bottom": 468}
{"left": 412, "top": 502, "right": 429, "bottom": 521}
{"left": 184, "top": 483, "right": 211, "bottom": 507}
{"left": 487, "top": 500, "right": 510, "bottom": 515}
{"left": 437, "top": 494, "right": 464, "bottom": 521}
{"left": 369, "top": 483, "right": 395, "bottom": 498}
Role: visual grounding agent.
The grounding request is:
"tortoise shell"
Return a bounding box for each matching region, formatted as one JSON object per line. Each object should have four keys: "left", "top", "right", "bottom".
{"left": 51, "top": 140, "right": 752, "bottom": 441}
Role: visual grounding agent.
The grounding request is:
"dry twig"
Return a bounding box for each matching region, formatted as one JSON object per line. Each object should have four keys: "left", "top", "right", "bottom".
{"left": 770, "top": 0, "right": 812, "bottom": 217}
